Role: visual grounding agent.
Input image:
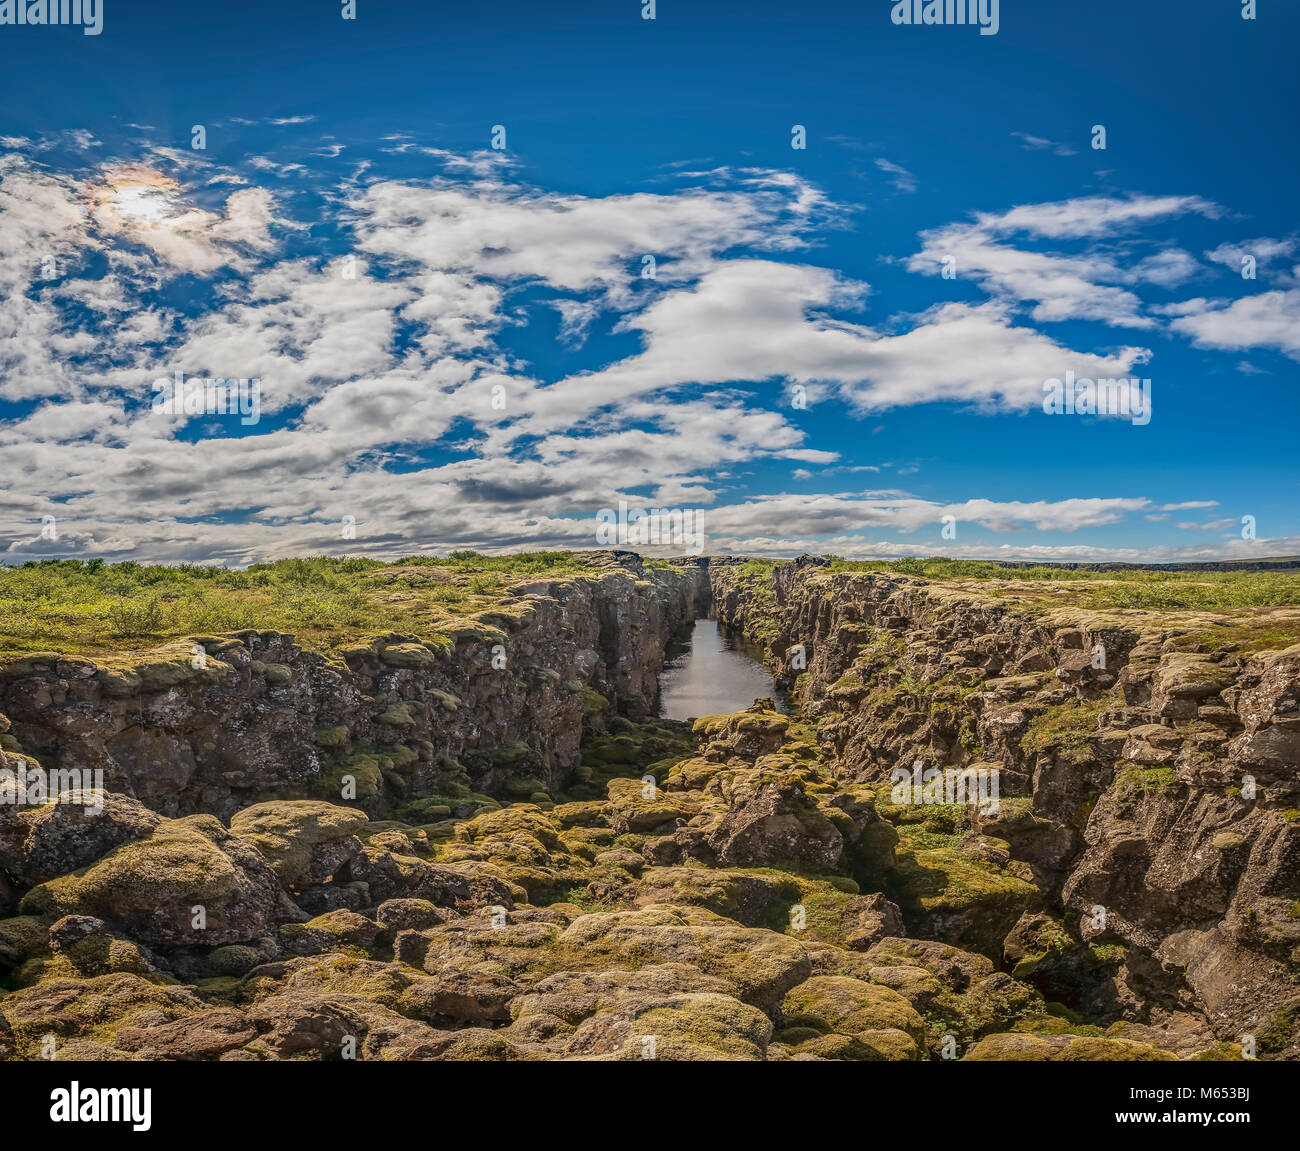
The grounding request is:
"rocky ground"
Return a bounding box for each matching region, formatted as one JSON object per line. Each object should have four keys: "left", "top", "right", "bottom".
{"left": 0, "top": 552, "right": 1296, "bottom": 1061}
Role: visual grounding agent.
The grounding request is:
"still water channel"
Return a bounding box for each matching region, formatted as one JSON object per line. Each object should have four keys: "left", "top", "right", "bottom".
{"left": 658, "top": 618, "right": 791, "bottom": 721}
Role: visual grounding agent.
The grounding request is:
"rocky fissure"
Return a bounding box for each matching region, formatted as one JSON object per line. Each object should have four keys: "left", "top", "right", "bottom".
{"left": 0, "top": 552, "right": 1296, "bottom": 1062}
{"left": 0, "top": 558, "right": 707, "bottom": 819}
{"left": 711, "top": 556, "right": 1300, "bottom": 1053}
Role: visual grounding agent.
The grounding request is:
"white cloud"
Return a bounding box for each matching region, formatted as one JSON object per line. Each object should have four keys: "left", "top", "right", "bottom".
{"left": 1176, "top": 519, "right": 1237, "bottom": 532}
{"left": 1170, "top": 289, "right": 1300, "bottom": 359}
{"left": 1204, "top": 236, "right": 1296, "bottom": 276}
{"left": 908, "top": 195, "right": 1219, "bottom": 328}
{"left": 0, "top": 148, "right": 1279, "bottom": 566}
{"left": 521, "top": 261, "right": 1150, "bottom": 425}
{"left": 984, "top": 194, "right": 1218, "bottom": 240}
{"left": 1011, "top": 132, "right": 1077, "bottom": 158}
{"left": 874, "top": 157, "right": 917, "bottom": 192}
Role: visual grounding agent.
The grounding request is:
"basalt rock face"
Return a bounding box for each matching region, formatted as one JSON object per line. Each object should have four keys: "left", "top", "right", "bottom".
{"left": 0, "top": 561, "right": 706, "bottom": 819}
{"left": 0, "top": 706, "right": 1096, "bottom": 1062}
{"left": 709, "top": 559, "right": 1300, "bottom": 1056}
{"left": 0, "top": 552, "right": 1295, "bottom": 1062}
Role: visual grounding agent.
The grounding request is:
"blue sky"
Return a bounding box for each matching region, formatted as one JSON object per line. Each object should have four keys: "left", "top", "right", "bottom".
{"left": 0, "top": 0, "right": 1297, "bottom": 564}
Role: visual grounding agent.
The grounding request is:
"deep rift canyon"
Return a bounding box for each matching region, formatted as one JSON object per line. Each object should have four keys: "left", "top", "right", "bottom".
{"left": 0, "top": 552, "right": 1297, "bottom": 1062}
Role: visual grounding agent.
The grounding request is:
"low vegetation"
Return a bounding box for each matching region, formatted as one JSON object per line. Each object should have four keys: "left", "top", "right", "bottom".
{"left": 824, "top": 556, "right": 1300, "bottom": 611}
{"left": 0, "top": 553, "right": 591, "bottom": 659}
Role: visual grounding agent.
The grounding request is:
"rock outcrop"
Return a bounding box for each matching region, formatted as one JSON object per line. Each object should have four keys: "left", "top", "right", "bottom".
{"left": 0, "top": 551, "right": 1294, "bottom": 1061}
{"left": 0, "top": 559, "right": 705, "bottom": 818}
{"left": 710, "top": 557, "right": 1300, "bottom": 1056}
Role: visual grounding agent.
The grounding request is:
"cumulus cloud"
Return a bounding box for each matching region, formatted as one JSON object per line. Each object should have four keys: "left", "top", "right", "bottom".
{"left": 0, "top": 144, "right": 1275, "bottom": 565}
{"left": 1169, "top": 289, "right": 1300, "bottom": 359}
{"left": 908, "top": 194, "right": 1220, "bottom": 328}
{"left": 520, "top": 261, "right": 1149, "bottom": 426}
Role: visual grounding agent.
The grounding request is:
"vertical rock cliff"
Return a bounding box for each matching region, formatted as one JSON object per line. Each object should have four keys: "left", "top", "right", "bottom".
{"left": 708, "top": 556, "right": 1300, "bottom": 1051}
{"left": 0, "top": 558, "right": 707, "bottom": 819}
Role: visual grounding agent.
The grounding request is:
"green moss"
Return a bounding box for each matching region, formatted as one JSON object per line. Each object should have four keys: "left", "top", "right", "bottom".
{"left": 315, "top": 750, "right": 385, "bottom": 800}
{"left": 1022, "top": 696, "right": 1112, "bottom": 757}
{"left": 1191, "top": 1041, "right": 1250, "bottom": 1061}
{"left": 963, "top": 1032, "right": 1177, "bottom": 1061}
{"left": 375, "top": 702, "right": 417, "bottom": 727}
{"left": 885, "top": 833, "right": 1038, "bottom": 960}
{"left": 1117, "top": 764, "right": 1179, "bottom": 793}
{"left": 314, "top": 724, "right": 349, "bottom": 748}
{"left": 491, "top": 740, "right": 533, "bottom": 767}
{"left": 632, "top": 999, "right": 773, "bottom": 1060}
{"left": 1256, "top": 994, "right": 1300, "bottom": 1053}
{"left": 21, "top": 817, "right": 244, "bottom": 926}
{"left": 783, "top": 976, "right": 925, "bottom": 1046}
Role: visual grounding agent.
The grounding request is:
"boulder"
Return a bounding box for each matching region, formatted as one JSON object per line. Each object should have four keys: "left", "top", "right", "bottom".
{"left": 229, "top": 801, "right": 369, "bottom": 889}
{"left": 0, "top": 789, "right": 162, "bottom": 885}
{"left": 20, "top": 814, "right": 293, "bottom": 946}
{"left": 708, "top": 780, "right": 842, "bottom": 869}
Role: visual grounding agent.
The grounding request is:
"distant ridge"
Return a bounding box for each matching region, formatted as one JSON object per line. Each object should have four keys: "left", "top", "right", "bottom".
{"left": 713, "top": 554, "right": 1300, "bottom": 573}
{"left": 958, "top": 556, "right": 1300, "bottom": 573}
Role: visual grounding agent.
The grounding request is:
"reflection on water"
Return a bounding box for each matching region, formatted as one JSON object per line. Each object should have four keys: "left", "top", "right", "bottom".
{"left": 658, "top": 618, "right": 790, "bottom": 721}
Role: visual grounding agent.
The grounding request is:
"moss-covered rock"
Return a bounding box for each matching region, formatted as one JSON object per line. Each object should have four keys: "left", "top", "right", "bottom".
{"left": 606, "top": 777, "right": 698, "bottom": 834}
{"left": 963, "top": 1032, "right": 1177, "bottom": 1061}
{"left": 229, "top": 801, "right": 368, "bottom": 888}
{"left": 1, "top": 972, "right": 205, "bottom": 1058}
{"left": 20, "top": 814, "right": 290, "bottom": 946}
{"left": 782, "top": 975, "right": 925, "bottom": 1050}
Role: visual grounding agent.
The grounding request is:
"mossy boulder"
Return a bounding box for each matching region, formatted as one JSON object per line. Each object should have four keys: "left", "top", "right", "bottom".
{"left": 607, "top": 777, "right": 698, "bottom": 834}
{"left": 0, "top": 789, "right": 163, "bottom": 885}
{"left": 229, "top": 801, "right": 369, "bottom": 889}
{"left": 887, "top": 836, "right": 1039, "bottom": 960}
{"left": 708, "top": 779, "right": 843, "bottom": 870}
{"left": 632, "top": 866, "right": 799, "bottom": 927}
{"left": 776, "top": 1026, "right": 917, "bottom": 1061}
{"left": 208, "top": 944, "right": 262, "bottom": 976}
{"left": 281, "top": 909, "right": 382, "bottom": 955}
{"left": 0, "top": 972, "right": 205, "bottom": 1057}
{"left": 782, "top": 975, "right": 925, "bottom": 1049}
{"left": 963, "top": 1032, "right": 1177, "bottom": 1061}
{"left": 94, "top": 644, "right": 232, "bottom": 697}
{"left": 505, "top": 963, "right": 771, "bottom": 1060}
{"left": 454, "top": 805, "right": 565, "bottom": 852}
{"left": 692, "top": 708, "right": 790, "bottom": 759}
{"left": 20, "top": 815, "right": 291, "bottom": 946}
{"left": 379, "top": 642, "right": 438, "bottom": 669}
{"left": 558, "top": 907, "right": 812, "bottom": 1009}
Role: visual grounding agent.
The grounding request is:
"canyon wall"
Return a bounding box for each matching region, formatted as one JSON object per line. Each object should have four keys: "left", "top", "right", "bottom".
{"left": 1, "top": 552, "right": 1296, "bottom": 1053}
{"left": 0, "top": 559, "right": 706, "bottom": 820}
{"left": 710, "top": 556, "right": 1300, "bottom": 1047}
